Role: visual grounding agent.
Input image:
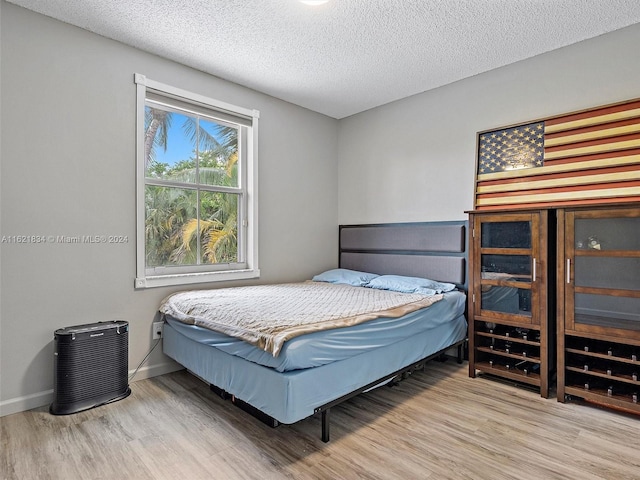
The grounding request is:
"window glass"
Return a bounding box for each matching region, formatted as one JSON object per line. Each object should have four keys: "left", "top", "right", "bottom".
{"left": 481, "top": 254, "right": 531, "bottom": 280}
{"left": 481, "top": 221, "right": 531, "bottom": 249}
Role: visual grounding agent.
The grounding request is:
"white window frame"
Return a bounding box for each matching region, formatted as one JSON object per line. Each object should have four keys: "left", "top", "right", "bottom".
{"left": 134, "top": 74, "right": 259, "bottom": 288}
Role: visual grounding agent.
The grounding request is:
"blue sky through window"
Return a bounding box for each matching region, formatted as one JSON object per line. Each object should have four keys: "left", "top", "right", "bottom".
{"left": 153, "top": 111, "right": 195, "bottom": 168}
{"left": 148, "top": 109, "right": 228, "bottom": 167}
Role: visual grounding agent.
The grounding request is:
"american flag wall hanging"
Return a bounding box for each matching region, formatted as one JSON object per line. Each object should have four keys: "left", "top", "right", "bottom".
{"left": 474, "top": 98, "right": 640, "bottom": 210}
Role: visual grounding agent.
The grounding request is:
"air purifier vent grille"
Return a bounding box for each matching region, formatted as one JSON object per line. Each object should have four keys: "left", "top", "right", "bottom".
{"left": 50, "top": 320, "right": 131, "bottom": 415}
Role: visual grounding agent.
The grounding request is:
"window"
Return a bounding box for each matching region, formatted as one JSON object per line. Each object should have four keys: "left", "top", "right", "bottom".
{"left": 134, "top": 74, "right": 259, "bottom": 288}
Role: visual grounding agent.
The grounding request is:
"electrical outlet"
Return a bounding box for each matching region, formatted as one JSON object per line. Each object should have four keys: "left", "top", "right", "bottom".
{"left": 152, "top": 321, "right": 163, "bottom": 340}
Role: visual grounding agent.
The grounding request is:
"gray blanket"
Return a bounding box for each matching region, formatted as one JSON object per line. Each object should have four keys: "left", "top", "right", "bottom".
{"left": 159, "top": 281, "right": 443, "bottom": 356}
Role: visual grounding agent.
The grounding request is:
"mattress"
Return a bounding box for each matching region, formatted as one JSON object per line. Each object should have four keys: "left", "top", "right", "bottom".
{"left": 164, "top": 290, "right": 466, "bottom": 372}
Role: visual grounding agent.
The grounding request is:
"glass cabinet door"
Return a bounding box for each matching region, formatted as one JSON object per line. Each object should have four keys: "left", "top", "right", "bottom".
{"left": 565, "top": 208, "right": 640, "bottom": 337}
{"left": 474, "top": 213, "right": 542, "bottom": 324}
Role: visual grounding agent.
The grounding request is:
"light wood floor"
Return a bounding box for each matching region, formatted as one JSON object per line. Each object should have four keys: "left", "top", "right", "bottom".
{"left": 2, "top": 359, "right": 640, "bottom": 480}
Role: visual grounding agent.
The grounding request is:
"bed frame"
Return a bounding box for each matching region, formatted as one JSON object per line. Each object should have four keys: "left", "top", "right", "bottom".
{"left": 163, "top": 220, "right": 468, "bottom": 442}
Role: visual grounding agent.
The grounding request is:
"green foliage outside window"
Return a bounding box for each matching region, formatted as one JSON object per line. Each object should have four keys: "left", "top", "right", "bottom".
{"left": 144, "top": 106, "right": 240, "bottom": 268}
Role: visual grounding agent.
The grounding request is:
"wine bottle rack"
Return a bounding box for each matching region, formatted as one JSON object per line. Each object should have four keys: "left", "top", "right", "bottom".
{"left": 473, "top": 321, "right": 543, "bottom": 388}
{"left": 562, "top": 334, "right": 640, "bottom": 412}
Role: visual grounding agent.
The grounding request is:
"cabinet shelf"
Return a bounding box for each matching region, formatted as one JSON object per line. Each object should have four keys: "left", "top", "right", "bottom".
{"left": 474, "top": 361, "right": 540, "bottom": 386}
{"left": 474, "top": 315, "right": 534, "bottom": 327}
{"left": 565, "top": 385, "right": 639, "bottom": 413}
{"left": 566, "top": 366, "right": 639, "bottom": 386}
{"left": 565, "top": 347, "right": 640, "bottom": 366}
{"left": 477, "top": 346, "right": 541, "bottom": 363}
{"left": 575, "top": 249, "right": 640, "bottom": 258}
{"left": 477, "top": 331, "right": 540, "bottom": 346}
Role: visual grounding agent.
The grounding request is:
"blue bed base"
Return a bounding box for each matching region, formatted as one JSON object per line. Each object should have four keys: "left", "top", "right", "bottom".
{"left": 163, "top": 313, "right": 467, "bottom": 441}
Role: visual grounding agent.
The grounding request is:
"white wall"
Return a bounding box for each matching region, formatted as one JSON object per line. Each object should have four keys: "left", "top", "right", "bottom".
{"left": 0, "top": 2, "right": 338, "bottom": 415}
{"left": 338, "top": 23, "right": 640, "bottom": 225}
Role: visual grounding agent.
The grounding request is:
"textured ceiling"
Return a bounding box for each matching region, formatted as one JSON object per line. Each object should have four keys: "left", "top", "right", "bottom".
{"left": 7, "top": 0, "right": 640, "bottom": 119}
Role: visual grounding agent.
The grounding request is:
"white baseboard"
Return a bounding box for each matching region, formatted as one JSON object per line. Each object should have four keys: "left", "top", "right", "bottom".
{"left": 0, "top": 360, "right": 183, "bottom": 418}
{"left": 0, "top": 389, "right": 55, "bottom": 417}
{"left": 128, "top": 359, "right": 183, "bottom": 383}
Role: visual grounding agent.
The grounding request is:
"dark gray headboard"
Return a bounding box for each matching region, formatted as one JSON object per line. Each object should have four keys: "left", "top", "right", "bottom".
{"left": 339, "top": 221, "right": 468, "bottom": 290}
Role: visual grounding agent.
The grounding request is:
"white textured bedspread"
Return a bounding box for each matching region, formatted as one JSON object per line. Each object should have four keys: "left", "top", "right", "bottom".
{"left": 160, "top": 282, "right": 443, "bottom": 356}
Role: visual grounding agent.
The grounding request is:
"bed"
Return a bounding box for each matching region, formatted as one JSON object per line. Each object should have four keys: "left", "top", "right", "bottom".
{"left": 160, "top": 221, "right": 468, "bottom": 442}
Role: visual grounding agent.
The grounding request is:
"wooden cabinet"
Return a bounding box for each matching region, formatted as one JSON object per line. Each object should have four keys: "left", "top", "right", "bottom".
{"left": 558, "top": 204, "right": 640, "bottom": 412}
{"left": 468, "top": 209, "right": 555, "bottom": 398}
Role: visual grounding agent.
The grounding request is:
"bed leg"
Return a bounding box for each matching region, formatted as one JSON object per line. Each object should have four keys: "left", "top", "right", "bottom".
{"left": 457, "top": 344, "right": 463, "bottom": 364}
{"left": 321, "top": 408, "right": 330, "bottom": 443}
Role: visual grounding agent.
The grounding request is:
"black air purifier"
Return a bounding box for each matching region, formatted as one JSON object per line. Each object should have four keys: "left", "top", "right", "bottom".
{"left": 50, "top": 320, "right": 131, "bottom": 415}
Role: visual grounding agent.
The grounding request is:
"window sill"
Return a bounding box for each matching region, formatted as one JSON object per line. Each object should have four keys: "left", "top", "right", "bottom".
{"left": 135, "top": 269, "right": 260, "bottom": 289}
